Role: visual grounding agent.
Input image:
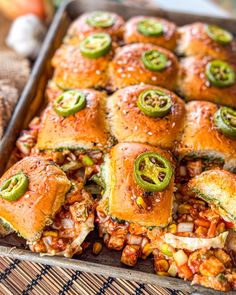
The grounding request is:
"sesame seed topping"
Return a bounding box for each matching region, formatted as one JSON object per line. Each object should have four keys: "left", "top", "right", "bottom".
{"left": 205, "top": 81, "right": 210, "bottom": 87}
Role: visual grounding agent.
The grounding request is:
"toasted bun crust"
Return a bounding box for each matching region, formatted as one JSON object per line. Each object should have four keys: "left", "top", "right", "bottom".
{"left": 37, "top": 89, "right": 111, "bottom": 151}
{"left": 0, "top": 157, "right": 71, "bottom": 241}
{"left": 107, "top": 85, "right": 186, "bottom": 149}
{"left": 175, "top": 101, "right": 236, "bottom": 171}
{"left": 51, "top": 44, "right": 113, "bottom": 90}
{"left": 65, "top": 12, "right": 125, "bottom": 44}
{"left": 188, "top": 169, "right": 236, "bottom": 226}
{"left": 124, "top": 16, "right": 177, "bottom": 51}
{"left": 177, "top": 56, "right": 236, "bottom": 108}
{"left": 45, "top": 80, "right": 62, "bottom": 102}
{"left": 108, "top": 43, "right": 179, "bottom": 91}
{"left": 102, "top": 143, "right": 174, "bottom": 227}
{"left": 177, "top": 22, "right": 236, "bottom": 60}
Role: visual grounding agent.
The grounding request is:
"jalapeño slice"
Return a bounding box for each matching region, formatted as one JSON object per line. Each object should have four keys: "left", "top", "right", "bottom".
{"left": 142, "top": 49, "right": 168, "bottom": 71}
{"left": 86, "top": 12, "right": 115, "bottom": 28}
{"left": 205, "top": 24, "right": 233, "bottom": 45}
{"left": 54, "top": 90, "right": 86, "bottom": 117}
{"left": 80, "top": 33, "right": 111, "bottom": 59}
{"left": 0, "top": 172, "right": 28, "bottom": 202}
{"left": 205, "top": 60, "right": 235, "bottom": 87}
{"left": 134, "top": 151, "right": 173, "bottom": 192}
{"left": 214, "top": 106, "right": 236, "bottom": 138}
{"left": 137, "top": 89, "right": 172, "bottom": 117}
{"left": 137, "top": 19, "right": 163, "bottom": 37}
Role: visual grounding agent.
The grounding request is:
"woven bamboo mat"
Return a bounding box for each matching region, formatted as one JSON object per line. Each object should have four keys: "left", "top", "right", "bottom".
{"left": 0, "top": 257, "right": 188, "bottom": 295}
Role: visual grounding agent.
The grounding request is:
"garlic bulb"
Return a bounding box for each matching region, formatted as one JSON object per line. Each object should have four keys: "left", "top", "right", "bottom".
{"left": 6, "top": 14, "right": 46, "bottom": 59}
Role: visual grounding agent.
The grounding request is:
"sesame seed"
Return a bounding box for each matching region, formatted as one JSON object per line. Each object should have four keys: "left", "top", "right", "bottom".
{"left": 127, "top": 66, "right": 134, "bottom": 71}
{"left": 147, "top": 131, "right": 153, "bottom": 135}
{"left": 205, "top": 81, "right": 210, "bottom": 87}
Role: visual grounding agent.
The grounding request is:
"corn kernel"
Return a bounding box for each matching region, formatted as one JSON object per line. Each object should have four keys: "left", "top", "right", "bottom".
{"left": 195, "top": 226, "right": 208, "bottom": 236}
{"left": 216, "top": 222, "right": 225, "bottom": 234}
{"left": 156, "top": 259, "right": 169, "bottom": 272}
{"left": 178, "top": 204, "right": 191, "bottom": 214}
{"left": 168, "top": 223, "right": 177, "bottom": 234}
{"left": 157, "top": 271, "right": 169, "bottom": 277}
{"left": 43, "top": 231, "right": 58, "bottom": 237}
{"left": 136, "top": 197, "right": 147, "bottom": 209}
{"left": 142, "top": 243, "right": 152, "bottom": 258}
{"left": 93, "top": 242, "right": 103, "bottom": 255}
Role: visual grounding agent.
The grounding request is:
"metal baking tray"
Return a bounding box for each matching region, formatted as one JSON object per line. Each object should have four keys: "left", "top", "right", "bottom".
{"left": 0, "top": 1, "right": 236, "bottom": 293}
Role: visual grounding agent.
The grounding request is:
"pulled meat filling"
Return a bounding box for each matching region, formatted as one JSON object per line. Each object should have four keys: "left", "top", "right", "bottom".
{"left": 96, "top": 203, "right": 151, "bottom": 266}
{"left": 29, "top": 188, "right": 94, "bottom": 258}
{"left": 176, "top": 157, "right": 224, "bottom": 181}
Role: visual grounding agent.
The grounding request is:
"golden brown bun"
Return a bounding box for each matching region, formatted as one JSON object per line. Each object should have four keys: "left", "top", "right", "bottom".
{"left": 51, "top": 44, "right": 113, "bottom": 90}
{"left": 107, "top": 85, "right": 186, "bottom": 149}
{"left": 102, "top": 143, "right": 174, "bottom": 227}
{"left": 177, "top": 56, "right": 236, "bottom": 108}
{"left": 188, "top": 169, "right": 236, "bottom": 226}
{"left": 175, "top": 101, "right": 236, "bottom": 171}
{"left": 124, "top": 16, "right": 177, "bottom": 51}
{"left": 0, "top": 157, "right": 71, "bottom": 241}
{"left": 108, "top": 43, "right": 179, "bottom": 91}
{"left": 45, "top": 80, "right": 62, "bottom": 102}
{"left": 37, "top": 89, "right": 111, "bottom": 151}
{"left": 65, "top": 12, "right": 125, "bottom": 45}
{"left": 177, "top": 22, "right": 236, "bottom": 60}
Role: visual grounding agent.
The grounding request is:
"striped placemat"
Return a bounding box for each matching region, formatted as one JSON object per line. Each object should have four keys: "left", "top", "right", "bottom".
{"left": 0, "top": 257, "right": 189, "bottom": 295}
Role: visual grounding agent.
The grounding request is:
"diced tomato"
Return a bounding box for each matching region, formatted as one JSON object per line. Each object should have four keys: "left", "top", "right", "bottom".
{"left": 224, "top": 220, "right": 234, "bottom": 229}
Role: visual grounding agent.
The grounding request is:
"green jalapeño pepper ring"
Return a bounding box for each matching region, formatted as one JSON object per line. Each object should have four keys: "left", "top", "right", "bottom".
{"left": 54, "top": 90, "right": 86, "bottom": 117}
{"left": 205, "top": 24, "right": 233, "bottom": 45}
{"left": 86, "top": 12, "right": 115, "bottom": 28}
{"left": 137, "top": 89, "right": 172, "bottom": 117}
{"left": 214, "top": 106, "right": 236, "bottom": 138}
{"left": 141, "top": 49, "right": 168, "bottom": 71}
{"left": 80, "top": 33, "right": 111, "bottom": 59}
{"left": 134, "top": 151, "right": 173, "bottom": 192}
{"left": 205, "top": 60, "right": 235, "bottom": 87}
{"left": 137, "top": 19, "right": 163, "bottom": 37}
{"left": 0, "top": 172, "right": 29, "bottom": 202}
